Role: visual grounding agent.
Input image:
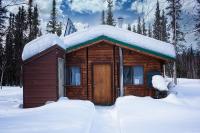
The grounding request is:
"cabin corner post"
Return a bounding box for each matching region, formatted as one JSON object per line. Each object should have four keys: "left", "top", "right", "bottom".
{"left": 119, "top": 47, "right": 124, "bottom": 97}
{"left": 173, "top": 61, "right": 177, "bottom": 85}
{"left": 163, "top": 64, "right": 166, "bottom": 78}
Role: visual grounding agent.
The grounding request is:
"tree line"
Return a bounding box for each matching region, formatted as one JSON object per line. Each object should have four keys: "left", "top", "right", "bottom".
{"left": 0, "top": 0, "right": 62, "bottom": 87}
{"left": 102, "top": 0, "right": 200, "bottom": 79}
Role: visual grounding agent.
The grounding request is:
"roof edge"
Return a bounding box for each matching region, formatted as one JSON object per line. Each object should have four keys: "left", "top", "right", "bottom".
{"left": 66, "top": 35, "right": 176, "bottom": 60}
{"left": 23, "top": 45, "right": 65, "bottom": 64}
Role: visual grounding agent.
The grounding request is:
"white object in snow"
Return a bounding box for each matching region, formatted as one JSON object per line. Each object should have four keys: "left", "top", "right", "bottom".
{"left": 22, "top": 25, "right": 176, "bottom": 61}
{"left": 152, "top": 75, "right": 168, "bottom": 91}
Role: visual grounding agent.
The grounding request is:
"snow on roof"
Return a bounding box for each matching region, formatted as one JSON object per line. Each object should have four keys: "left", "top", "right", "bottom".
{"left": 22, "top": 34, "right": 65, "bottom": 61}
{"left": 63, "top": 25, "right": 176, "bottom": 59}
{"left": 22, "top": 25, "right": 176, "bottom": 61}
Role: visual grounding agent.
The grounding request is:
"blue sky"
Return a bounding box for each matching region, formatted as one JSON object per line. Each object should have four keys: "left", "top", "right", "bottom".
{"left": 60, "top": 0, "right": 143, "bottom": 28}
{"left": 56, "top": 0, "right": 198, "bottom": 48}
{"left": 6, "top": 0, "right": 198, "bottom": 48}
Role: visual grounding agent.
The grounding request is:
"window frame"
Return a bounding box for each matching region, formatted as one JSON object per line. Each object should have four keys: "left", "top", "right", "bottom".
{"left": 123, "top": 65, "right": 144, "bottom": 86}
{"left": 66, "top": 65, "right": 82, "bottom": 87}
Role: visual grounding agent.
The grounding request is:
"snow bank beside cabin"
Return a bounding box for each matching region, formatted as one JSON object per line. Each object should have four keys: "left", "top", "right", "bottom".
{"left": 22, "top": 34, "right": 65, "bottom": 61}
{"left": 0, "top": 98, "right": 95, "bottom": 133}
{"left": 116, "top": 96, "right": 200, "bottom": 133}
{"left": 116, "top": 79, "right": 200, "bottom": 133}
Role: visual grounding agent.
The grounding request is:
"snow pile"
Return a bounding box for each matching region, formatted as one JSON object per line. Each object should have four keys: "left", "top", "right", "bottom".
{"left": 152, "top": 75, "right": 169, "bottom": 91}
{"left": 0, "top": 98, "right": 95, "bottom": 133}
{"left": 173, "top": 78, "right": 200, "bottom": 108}
{"left": 22, "top": 25, "right": 176, "bottom": 61}
{"left": 0, "top": 87, "right": 22, "bottom": 111}
{"left": 116, "top": 95, "right": 200, "bottom": 133}
{"left": 22, "top": 34, "right": 65, "bottom": 61}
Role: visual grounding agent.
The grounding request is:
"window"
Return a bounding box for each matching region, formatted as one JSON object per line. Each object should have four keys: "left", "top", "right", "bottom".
{"left": 123, "top": 66, "right": 144, "bottom": 85}
{"left": 123, "top": 66, "right": 133, "bottom": 85}
{"left": 66, "top": 66, "right": 81, "bottom": 86}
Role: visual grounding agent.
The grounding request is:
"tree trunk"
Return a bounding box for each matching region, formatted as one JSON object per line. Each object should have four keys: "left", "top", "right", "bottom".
{"left": 0, "top": 70, "right": 4, "bottom": 89}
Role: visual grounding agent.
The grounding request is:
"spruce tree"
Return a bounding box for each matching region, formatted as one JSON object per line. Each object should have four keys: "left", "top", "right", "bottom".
{"left": 153, "top": 1, "right": 161, "bottom": 40}
{"left": 5, "top": 13, "right": 15, "bottom": 85}
{"left": 166, "top": 0, "right": 185, "bottom": 52}
{"left": 160, "top": 10, "right": 169, "bottom": 42}
{"left": 142, "top": 18, "right": 147, "bottom": 35}
{"left": 137, "top": 17, "right": 142, "bottom": 34}
{"left": 101, "top": 10, "right": 105, "bottom": 25}
{"left": 195, "top": 0, "right": 200, "bottom": 47}
{"left": 47, "top": 0, "right": 62, "bottom": 35}
{"left": 0, "top": 0, "right": 7, "bottom": 68}
{"left": 132, "top": 25, "right": 136, "bottom": 32}
{"left": 14, "top": 6, "right": 27, "bottom": 85}
{"left": 106, "top": 0, "right": 115, "bottom": 26}
{"left": 27, "top": 0, "right": 34, "bottom": 41}
{"left": 32, "top": 5, "right": 40, "bottom": 39}
{"left": 57, "top": 22, "right": 62, "bottom": 36}
{"left": 148, "top": 23, "right": 152, "bottom": 37}
{"left": 127, "top": 24, "right": 131, "bottom": 31}
{"left": 166, "top": 0, "right": 184, "bottom": 84}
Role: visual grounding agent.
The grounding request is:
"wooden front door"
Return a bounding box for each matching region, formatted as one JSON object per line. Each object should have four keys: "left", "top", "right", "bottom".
{"left": 93, "top": 64, "right": 112, "bottom": 105}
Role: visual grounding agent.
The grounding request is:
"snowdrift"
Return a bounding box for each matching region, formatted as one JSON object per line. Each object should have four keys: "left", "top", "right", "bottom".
{"left": 0, "top": 98, "right": 95, "bottom": 133}
{"left": 116, "top": 95, "right": 200, "bottom": 133}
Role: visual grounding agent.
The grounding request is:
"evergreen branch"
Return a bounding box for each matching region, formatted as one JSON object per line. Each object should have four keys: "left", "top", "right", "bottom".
{"left": 3, "top": 2, "right": 27, "bottom": 9}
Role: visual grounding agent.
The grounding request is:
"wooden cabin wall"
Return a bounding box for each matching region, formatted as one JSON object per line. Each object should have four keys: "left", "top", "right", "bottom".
{"left": 65, "top": 42, "right": 119, "bottom": 103}
{"left": 23, "top": 47, "right": 65, "bottom": 108}
{"left": 87, "top": 42, "right": 118, "bottom": 103}
{"left": 123, "top": 49, "right": 162, "bottom": 97}
{"left": 65, "top": 41, "right": 163, "bottom": 102}
{"left": 65, "top": 48, "right": 88, "bottom": 100}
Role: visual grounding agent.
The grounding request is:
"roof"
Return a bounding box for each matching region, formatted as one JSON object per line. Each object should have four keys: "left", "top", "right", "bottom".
{"left": 22, "top": 25, "right": 176, "bottom": 61}
{"left": 22, "top": 34, "right": 65, "bottom": 61}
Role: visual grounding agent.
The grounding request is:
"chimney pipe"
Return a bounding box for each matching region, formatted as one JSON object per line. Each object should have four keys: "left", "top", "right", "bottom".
{"left": 118, "top": 17, "right": 124, "bottom": 28}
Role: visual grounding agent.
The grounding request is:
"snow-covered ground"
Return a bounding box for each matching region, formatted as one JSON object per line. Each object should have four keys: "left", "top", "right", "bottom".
{"left": 0, "top": 87, "right": 23, "bottom": 112}
{"left": 0, "top": 87, "right": 95, "bottom": 133}
{"left": 116, "top": 78, "right": 200, "bottom": 133}
{"left": 90, "top": 106, "right": 120, "bottom": 133}
{"left": 0, "top": 78, "right": 200, "bottom": 133}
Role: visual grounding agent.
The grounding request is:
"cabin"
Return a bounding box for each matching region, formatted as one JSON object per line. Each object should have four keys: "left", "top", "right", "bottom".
{"left": 22, "top": 25, "right": 176, "bottom": 108}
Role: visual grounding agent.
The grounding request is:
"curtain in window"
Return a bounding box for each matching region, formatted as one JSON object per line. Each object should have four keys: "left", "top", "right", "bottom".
{"left": 133, "top": 66, "right": 144, "bottom": 85}
{"left": 71, "top": 67, "right": 80, "bottom": 86}
{"left": 123, "top": 66, "right": 132, "bottom": 85}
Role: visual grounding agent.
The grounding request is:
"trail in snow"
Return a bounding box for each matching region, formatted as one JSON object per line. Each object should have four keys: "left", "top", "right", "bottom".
{"left": 90, "top": 106, "right": 120, "bottom": 133}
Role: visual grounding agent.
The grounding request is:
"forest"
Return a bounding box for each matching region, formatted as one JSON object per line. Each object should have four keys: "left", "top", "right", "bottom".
{"left": 0, "top": 0, "right": 200, "bottom": 87}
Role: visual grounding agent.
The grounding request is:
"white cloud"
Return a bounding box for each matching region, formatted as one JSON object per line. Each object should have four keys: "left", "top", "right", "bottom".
{"left": 5, "top": 0, "right": 64, "bottom": 34}
{"left": 130, "top": 0, "right": 197, "bottom": 23}
{"left": 74, "top": 22, "right": 89, "bottom": 31}
{"left": 130, "top": 0, "right": 167, "bottom": 23}
{"left": 66, "top": 0, "right": 127, "bottom": 13}
{"left": 67, "top": 0, "right": 107, "bottom": 13}
{"left": 34, "top": 0, "right": 63, "bottom": 19}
